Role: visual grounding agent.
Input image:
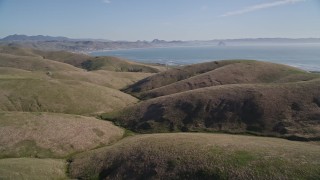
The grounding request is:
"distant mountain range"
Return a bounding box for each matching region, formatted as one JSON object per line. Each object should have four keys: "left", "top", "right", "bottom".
{"left": 1, "top": 34, "right": 112, "bottom": 42}
{"left": 1, "top": 34, "right": 320, "bottom": 52}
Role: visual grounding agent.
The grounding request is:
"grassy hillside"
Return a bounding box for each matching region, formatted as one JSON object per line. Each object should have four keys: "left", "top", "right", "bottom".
{"left": 0, "top": 45, "right": 41, "bottom": 57}
{"left": 69, "top": 133, "right": 320, "bottom": 179}
{"left": 0, "top": 78, "right": 137, "bottom": 115}
{"left": 0, "top": 67, "right": 152, "bottom": 90}
{"left": 105, "top": 79, "right": 320, "bottom": 140}
{"left": 0, "top": 53, "right": 81, "bottom": 72}
{"left": 139, "top": 61, "right": 313, "bottom": 99}
{"left": 124, "top": 60, "right": 318, "bottom": 99}
{"left": 0, "top": 67, "right": 48, "bottom": 80}
{"left": 0, "top": 112, "right": 123, "bottom": 158}
{"left": 0, "top": 158, "right": 67, "bottom": 180}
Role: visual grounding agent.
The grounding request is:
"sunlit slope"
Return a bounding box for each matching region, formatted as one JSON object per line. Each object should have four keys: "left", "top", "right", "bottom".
{"left": 0, "top": 112, "right": 124, "bottom": 158}
{"left": 0, "top": 78, "right": 137, "bottom": 115}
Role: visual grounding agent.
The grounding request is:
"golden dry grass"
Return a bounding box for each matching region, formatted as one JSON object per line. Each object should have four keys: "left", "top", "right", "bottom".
{"left": 0, "top": 112, "right": 124, "bottom": 158}
{"left": 69, "top": 133, "right": 320, "bottom": 179}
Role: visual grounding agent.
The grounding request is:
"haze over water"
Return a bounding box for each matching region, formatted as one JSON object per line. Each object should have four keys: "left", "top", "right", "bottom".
{"left": 91, "top": 44, "right": 320, "bottom": 71}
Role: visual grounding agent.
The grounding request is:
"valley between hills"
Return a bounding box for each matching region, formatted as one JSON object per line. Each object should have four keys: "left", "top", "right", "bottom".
{"left": 0, "top": 45, "right": 319, "bottom": 179}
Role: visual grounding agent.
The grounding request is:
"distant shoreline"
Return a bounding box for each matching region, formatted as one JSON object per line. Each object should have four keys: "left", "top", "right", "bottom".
{"left": 89, "top": 44, "right": 320, "bottom": 72}
{"left": 87, "top": 42, "right": 320, "bottom": 54}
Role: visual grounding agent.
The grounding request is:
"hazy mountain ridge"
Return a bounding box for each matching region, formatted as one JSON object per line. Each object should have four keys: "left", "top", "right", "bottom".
{"left": 0, "top": 34, "right": 112, "bottom": 42}
{"left": 1, "top": 34, "right": 320, "bottom": 52}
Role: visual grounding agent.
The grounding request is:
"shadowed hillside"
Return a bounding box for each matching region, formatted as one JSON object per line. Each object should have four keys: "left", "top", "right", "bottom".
{"left": 106, "top": 79, "right": 320, "bottom": 140}
{"left": 69, "top": 133, "right": 320, "bottom": 179}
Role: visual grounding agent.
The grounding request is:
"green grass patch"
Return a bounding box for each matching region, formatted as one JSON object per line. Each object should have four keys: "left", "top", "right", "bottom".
{"left": 228, "top": 150, "right": 256, "bottom": 167}
{"left": 123, "top": 129, "right": 135, "bottom": 138}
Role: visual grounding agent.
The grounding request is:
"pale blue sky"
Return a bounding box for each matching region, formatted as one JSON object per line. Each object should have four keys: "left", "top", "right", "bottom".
{"left": 0, "top": 0, "right": 319, "bottom": 41}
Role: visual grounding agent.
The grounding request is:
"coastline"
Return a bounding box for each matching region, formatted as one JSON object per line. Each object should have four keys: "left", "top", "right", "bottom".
{"left": 88, "top": 44, "right": 320, "bottom": 72}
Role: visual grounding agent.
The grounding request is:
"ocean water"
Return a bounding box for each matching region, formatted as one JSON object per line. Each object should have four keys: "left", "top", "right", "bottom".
{"left": 91, "top": 44, "right": 320, "bottom": 71}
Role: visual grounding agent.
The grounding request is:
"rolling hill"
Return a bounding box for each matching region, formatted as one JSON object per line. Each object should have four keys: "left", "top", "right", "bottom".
{"left": 79, "top": 56, "right": 165, "bottom": 72}
{"left": 69, "top": 133, "right": 320, "bottom": 179}
{"left": 0, "top": 45, "right": 165, "bottom": 73}
{"left": 0, "top": 53, "right": 81, "bottom": 72}
{"left": 124, "top": 60, "right": 319, "bottom": 99}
